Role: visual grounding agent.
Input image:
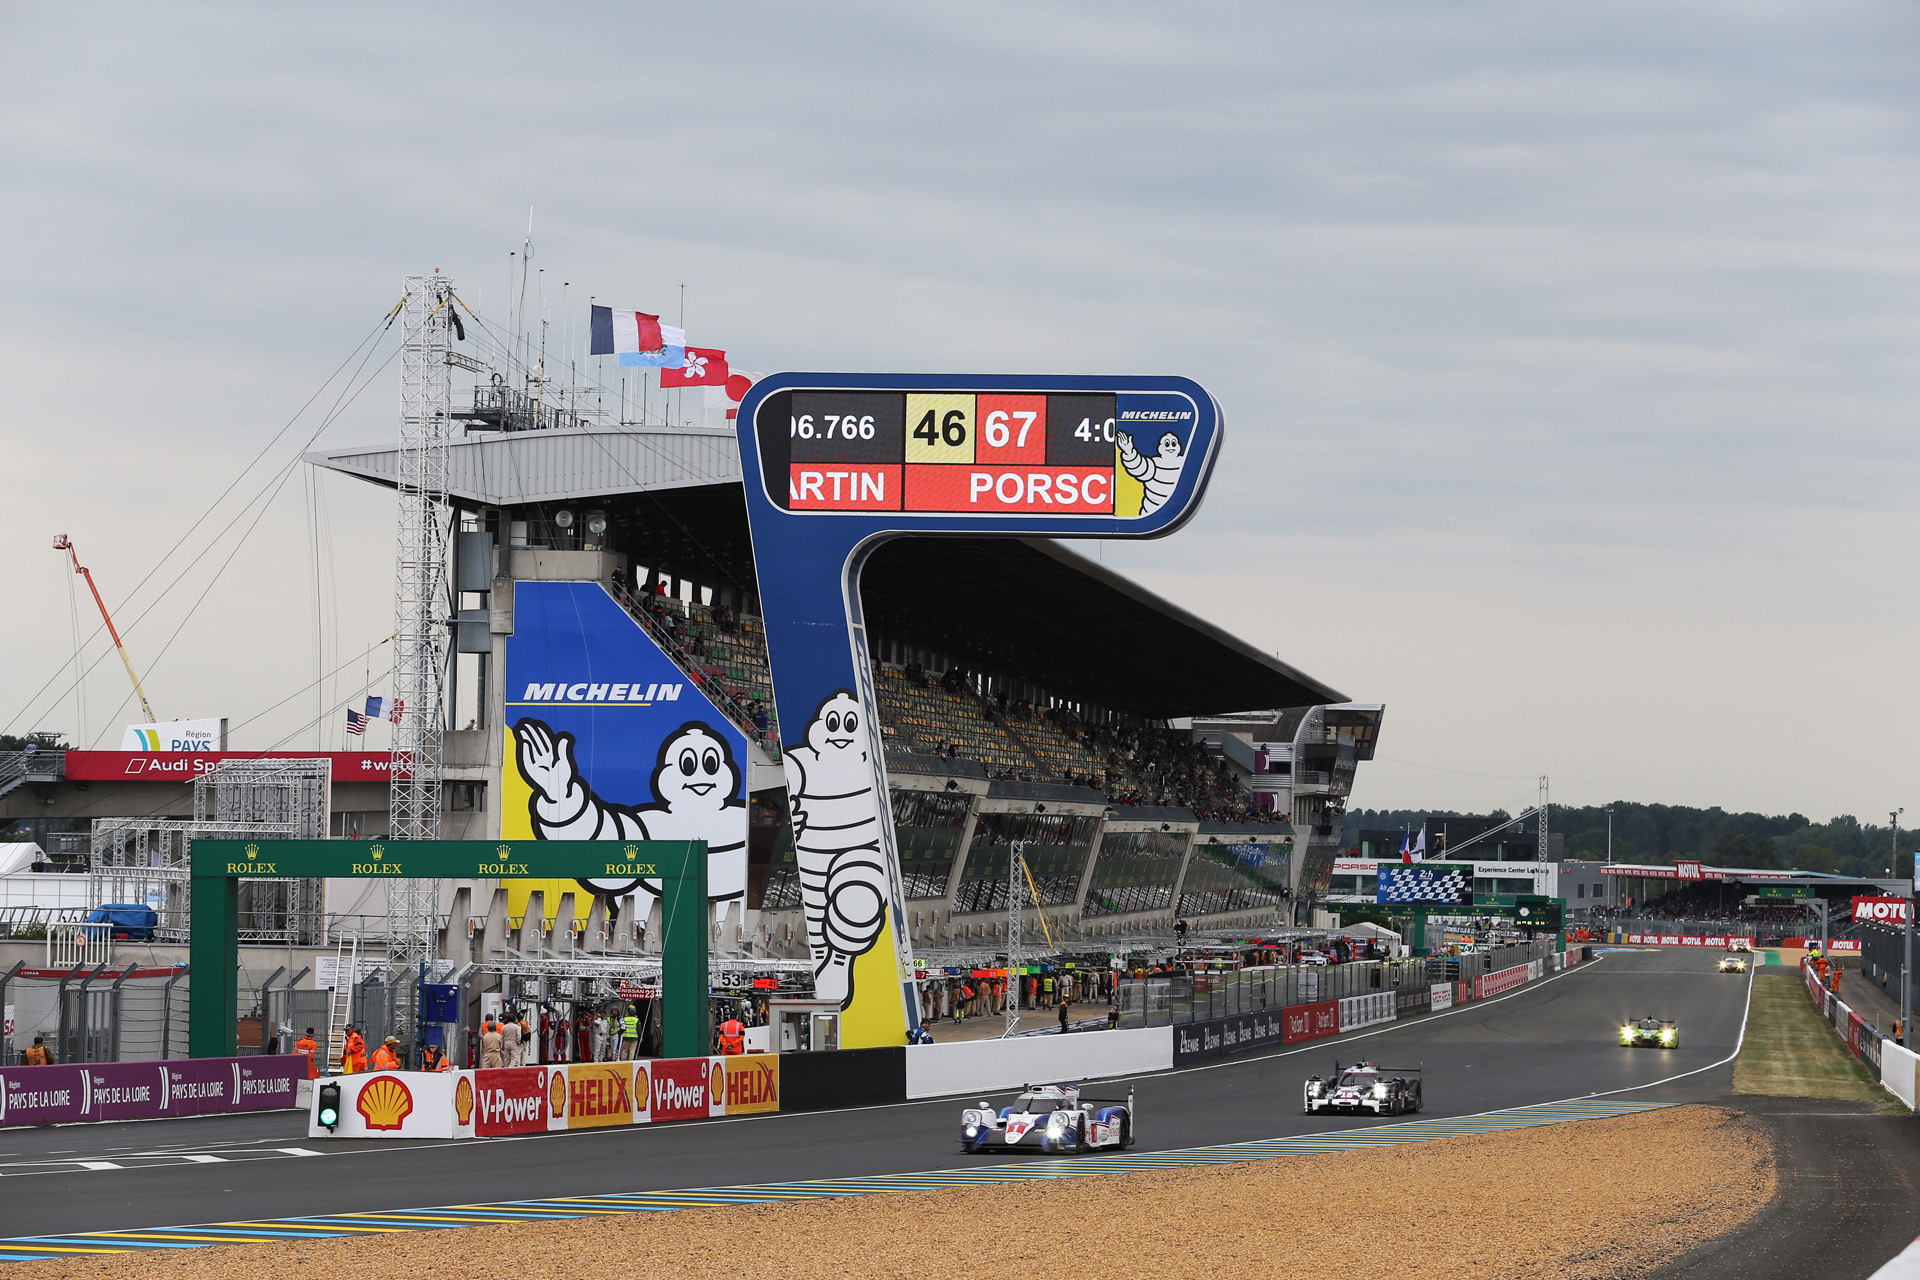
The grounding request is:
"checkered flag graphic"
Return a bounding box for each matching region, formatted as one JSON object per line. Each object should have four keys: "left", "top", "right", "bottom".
{"left": 1377, "top": 866, "right": 1471, "bottom": 905}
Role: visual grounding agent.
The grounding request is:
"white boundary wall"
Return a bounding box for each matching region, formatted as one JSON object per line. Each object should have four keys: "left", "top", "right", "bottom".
{"left": 905, "top": 1027, "right": 1173, "bottom": 1100}
{"left": 1881, "top": 1041, "right": 1918, "bottom": 1110}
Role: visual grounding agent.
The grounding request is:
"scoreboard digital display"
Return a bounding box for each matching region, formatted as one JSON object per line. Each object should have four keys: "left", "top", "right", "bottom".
{"left": 753, "top": 387, "right": 1202, "bottom": 518}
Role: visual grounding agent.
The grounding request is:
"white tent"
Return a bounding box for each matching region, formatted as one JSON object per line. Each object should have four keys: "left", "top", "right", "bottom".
{"left": 1336, "top": 921, "right": 1403, "bottom": 955}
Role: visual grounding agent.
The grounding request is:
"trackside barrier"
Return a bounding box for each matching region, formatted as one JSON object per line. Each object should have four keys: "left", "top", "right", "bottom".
{"left": 1801, "top": 961, "right": 1912, "bottom": 1110}
{"left": 309, "top": 951, "right": 1593, "bottom": 1137}
{"left": 906, "top": 1027, "right": 1170, "bottom": 1099}
{"left": 1339, "top": 992, "right": 1395, "bottom": 1032}
{"left": 310, "top": 1053, "right": 795, "bottom": 1140}
{"left": 1612, "top": 933, "right": 1759, "bottom": 948}
{"left": 0, "top": 1055, "right": 306, "bottom": 1128}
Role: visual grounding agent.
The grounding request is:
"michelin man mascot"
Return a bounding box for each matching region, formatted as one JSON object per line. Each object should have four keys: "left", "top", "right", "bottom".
{"left": 513, "top": 717, "right": 748, "bottom": 913}
{"left": 1117, "top": 429, "right": 1187, "bottom": 516}
{"left": 782, "top": 690, "right": 893, "bottom": 1007}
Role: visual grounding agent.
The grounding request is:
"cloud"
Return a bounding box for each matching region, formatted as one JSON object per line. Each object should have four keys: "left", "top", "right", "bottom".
{"left": 1, "top": 2, "right": 1915, "bottom": 816}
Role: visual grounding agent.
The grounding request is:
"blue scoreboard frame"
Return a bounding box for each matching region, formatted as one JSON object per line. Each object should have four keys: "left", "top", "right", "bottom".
{"left": 735, "top": 373, "right": 1223, "bottom": 1048}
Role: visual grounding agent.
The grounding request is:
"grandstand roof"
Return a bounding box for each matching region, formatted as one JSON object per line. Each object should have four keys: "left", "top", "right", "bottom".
{"left": 309, "top": 429, "right": 1348, "bottom": 719}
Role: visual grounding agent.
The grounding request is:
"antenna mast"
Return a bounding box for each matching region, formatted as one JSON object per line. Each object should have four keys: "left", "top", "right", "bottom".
{"left": 53, "top": 534, "right": 156, "bottom": 724}
{"left": 388, "top": 272, "right": 454, "bottom": 1044}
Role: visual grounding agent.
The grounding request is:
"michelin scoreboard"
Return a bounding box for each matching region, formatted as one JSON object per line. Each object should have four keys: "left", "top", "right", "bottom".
{"left": 736, "top": 374, "right": 1223, "bottom": 1052}
{"left": 753, "top": 384, "right": 1209, "bottom": 519}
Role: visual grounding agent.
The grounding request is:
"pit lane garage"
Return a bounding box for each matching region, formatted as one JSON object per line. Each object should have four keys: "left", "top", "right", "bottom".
{"left": 1303, "top": 1061, "right": 1424, "bottom": 1116}
{"left": 960, "top": 1084, "right": 1135, "bottom": 1154}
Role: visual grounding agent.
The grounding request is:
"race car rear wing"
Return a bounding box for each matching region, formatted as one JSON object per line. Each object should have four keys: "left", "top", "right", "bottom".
{"left": 1078, "top": 1084, "right": 1135, "bottom": 1110}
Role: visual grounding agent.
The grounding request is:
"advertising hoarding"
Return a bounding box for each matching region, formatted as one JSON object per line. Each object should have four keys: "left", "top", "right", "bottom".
{"left": 65, "top": 751, "right": 389, "bottom": 781}
{"left": 120, "top": 718, "right": 227, "bottom": 751}
{"left": 4, "top": 1056, "right": 306, "bottom": 1128}
{"left": 501, "top": 582, "right": 750, "bottom": 928}
{"left": 648, "top": 1057, "right": 713, "bottom": 1122}
{"left": 716, "top": 1055, "right": 779, "bottom": 1115}
{"left": 472, "top": 1067, "right": 550, "bottom": 1136}
{"left": 565, "top": 1062, "right": 637, "bottom": 1129}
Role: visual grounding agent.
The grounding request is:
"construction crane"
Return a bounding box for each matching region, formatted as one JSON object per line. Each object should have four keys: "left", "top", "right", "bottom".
{"left": 53, "top": 534, "right": 156, "bottom": 724}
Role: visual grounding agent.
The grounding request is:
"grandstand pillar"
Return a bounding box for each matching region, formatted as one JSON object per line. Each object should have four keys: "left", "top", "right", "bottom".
{"left": 937, "top": 800, "right": 984, "bottom": 923}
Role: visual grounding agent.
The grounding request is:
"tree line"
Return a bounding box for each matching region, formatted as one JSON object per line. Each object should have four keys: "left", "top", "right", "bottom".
{"left": 1346, "top": 802, "right": 1913, "bottom": 881}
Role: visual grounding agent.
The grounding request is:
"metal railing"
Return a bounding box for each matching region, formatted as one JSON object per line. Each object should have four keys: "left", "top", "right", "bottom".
{"left": 47, "top": 923, "right": 115, "bottom": 968}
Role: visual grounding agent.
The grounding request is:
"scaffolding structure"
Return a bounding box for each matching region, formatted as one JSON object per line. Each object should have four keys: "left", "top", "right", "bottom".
{"left": 88, "top": 758, "right": 331, "bottom": 944}
{"left": 386, "top": 271, "right": 458, "bottom": 1037}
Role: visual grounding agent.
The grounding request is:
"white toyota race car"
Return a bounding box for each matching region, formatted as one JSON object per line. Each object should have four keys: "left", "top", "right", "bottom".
{"left": 959, "top": 1083, "right": 1135, "bottom": 1153}
{"left": 1304, "top": 1061, "right": 1424, "bottom": 1116}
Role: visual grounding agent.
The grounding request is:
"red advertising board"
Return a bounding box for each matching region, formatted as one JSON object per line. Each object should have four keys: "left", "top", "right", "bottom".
{"left": 472, "top": 1067, "right": 548, "bottom": 1136}
{"left": 1852, "top": 897, "right": 1910, "bottom": 925}
{"left": 65, "top": 751, "right": 391, "bottom": 782}
{"left": 1281, "top": 1001, "right": 1338, "bottom": 1044}
{"left": 1782, "top": 937, "right": 1861, "bottom": 953}
{"left": 1456, "top": 980, "right": 1471, "bottom": 1005}
{"left": 1620, "top": 933, "right": 1757, "bottom": 949}
{"left": 1473, "top": 964, "right": 1530, "bottom": 1000}
{"left": 648, "top": 1057, "right": 712, "bottom": 1122}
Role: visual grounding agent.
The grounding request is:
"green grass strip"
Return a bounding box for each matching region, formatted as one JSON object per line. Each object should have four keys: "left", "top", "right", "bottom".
{"left": 1734, "top": 973, "right": 1884, "bottom": 1103}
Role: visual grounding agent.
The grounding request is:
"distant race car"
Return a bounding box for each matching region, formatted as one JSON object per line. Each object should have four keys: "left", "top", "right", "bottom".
{"left": 1718, "top": 955, "right": 1748, "bottom": 973}
{"left": 959, "top": 1083, "right": 1135, "bottom": 1154}
{"left": 1621, "top": 1016, "right": 1678, "bottom": 1048}
{"left": 1304, "top": 1061, "right": 1423, "bottom": 1116}
{"left": 1726, "top": 939, "right": 1752, "bottom": 953}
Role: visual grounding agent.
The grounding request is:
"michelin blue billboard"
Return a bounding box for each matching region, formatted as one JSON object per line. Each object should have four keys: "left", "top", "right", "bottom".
{"left": 501, "top": 581, "right": 748, "bottom": 924}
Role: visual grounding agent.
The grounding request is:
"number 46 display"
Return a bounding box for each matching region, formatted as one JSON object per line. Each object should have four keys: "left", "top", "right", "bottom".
{"left": 736, "top": 373, "right": 1222, "bottom": 1049}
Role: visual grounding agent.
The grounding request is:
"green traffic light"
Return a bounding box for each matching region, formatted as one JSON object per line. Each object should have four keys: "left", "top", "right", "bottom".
{"left": 318, "top": 1107, "right": 338, "bottom": 1126}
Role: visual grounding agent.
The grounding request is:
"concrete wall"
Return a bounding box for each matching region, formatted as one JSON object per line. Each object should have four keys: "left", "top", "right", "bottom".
{"left": 904, "top": 1026, "right": 1173, "bottom": 1100}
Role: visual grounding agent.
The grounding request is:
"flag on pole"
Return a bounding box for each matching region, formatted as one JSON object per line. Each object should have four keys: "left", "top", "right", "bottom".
{"left": 1411, "top": 824, "right": 1427, "bottom": 862}
{"left": 346, "top": 710, "right": 368, "bottom": 737}
{"left": 388, "top": 698, "right": 404, "bottom": 724}
{"left": 1399, "top": 829, "right": 1412, "bottom": 863}
{"left": 589, "top": 306, "right": 665, "bottom": 356}
{"left": 364, "top": 696, "right": 388, "bottom": 719}
{"left": 705, "top": 371, "right": 763, "bottom": 420}
{"left": 659, "top": 348, "right": 728, "bottom": 387}
{"left": 618, "top": 324, "right": 686, "bottom": 369}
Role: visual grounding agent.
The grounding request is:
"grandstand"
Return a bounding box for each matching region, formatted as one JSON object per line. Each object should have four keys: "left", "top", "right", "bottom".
{"left": 309, "top": 420, "right": 1383, "bottom": 952}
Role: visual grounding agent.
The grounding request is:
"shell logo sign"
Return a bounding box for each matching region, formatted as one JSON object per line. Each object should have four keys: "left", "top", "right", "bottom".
{"left": 453, "top": 1075, "right": 474, "bottom": 1127}
{"left": 355, "top": 1075, "right": 414, "bottom": 1132}
{"left": 548, "top": 1070, "right": 567, "bottom": 1120}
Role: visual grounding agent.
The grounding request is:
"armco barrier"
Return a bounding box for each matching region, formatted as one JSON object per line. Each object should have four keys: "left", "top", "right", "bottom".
{"left": 1339, "top": 992, "right": 1395, "bottom": 1032}
{"left": 779, "top": 1046, "right": 905, "bottom": 1112}
{"left": 1430, "top": 982, "right": 1453, "bottom": 1011}
{"left": 1, "top": 1055, "right": 306, "bottom": 1128}
{"left": 908, "top": 1026, "right": 1171, "bottom": 1098}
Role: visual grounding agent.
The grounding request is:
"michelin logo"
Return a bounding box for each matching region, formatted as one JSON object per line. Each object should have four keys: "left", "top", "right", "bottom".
{"left": 519, "top": 682, "right": 682, "bottom": 703}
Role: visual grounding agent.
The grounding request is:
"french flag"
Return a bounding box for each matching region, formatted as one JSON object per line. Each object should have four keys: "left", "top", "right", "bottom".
{"left": 590, "top": 305, "right": 685, "bottom": 368}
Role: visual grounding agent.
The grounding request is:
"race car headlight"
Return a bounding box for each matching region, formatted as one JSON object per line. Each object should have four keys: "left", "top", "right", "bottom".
{"left": 1373, "top": 1083, "right": 1389, "bottom": 1098}
{"left": 961, "top": 1109, "right": 983, "bottom": 1127}
{"left": 1308, "top": 1080, "right": 1324, "bottom": 1096}
{"left": 1621, "top": 1026, "right": 1633, "bottom": 1036}
{"left": 964, "top": 1124, "right": 979, "bottom": 1138}
{"left": 1046, "top": 1114, "right": 1067, "bottom": 1137}
{"left": 1661, "top": 1030, "right": 1675, "bottom": 1042}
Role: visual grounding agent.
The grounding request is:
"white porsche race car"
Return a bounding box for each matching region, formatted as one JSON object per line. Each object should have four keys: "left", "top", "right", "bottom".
{"left": 959, "top": 1083, "right": 1135, "bottom": 1154}
{"left": 1304, "top": 1061, "right": 1424, "bottom": 1116}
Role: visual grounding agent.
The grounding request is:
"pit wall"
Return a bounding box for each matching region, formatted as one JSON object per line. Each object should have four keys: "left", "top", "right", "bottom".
{"left": 1801, "top": 961, "right": 1917, "bottom": 1111}
{"left": 306, "top": 949, "right": 1594, "bottom": 1138}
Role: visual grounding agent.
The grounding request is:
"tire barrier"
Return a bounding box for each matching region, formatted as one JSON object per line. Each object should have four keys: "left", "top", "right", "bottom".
{"left": 0, "top": 1055, "right": 306, "bottom": 1128}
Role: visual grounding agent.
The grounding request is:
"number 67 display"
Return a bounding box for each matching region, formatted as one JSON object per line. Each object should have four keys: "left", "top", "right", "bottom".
{"left": 736, "top": 373, "right": 1222, "bottom": 1047}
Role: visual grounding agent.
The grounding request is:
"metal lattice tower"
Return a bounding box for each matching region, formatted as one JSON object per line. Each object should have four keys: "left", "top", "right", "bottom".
{"left": 387, "top": 273, "right": 454, "bottom": 1032}
{"left": 1537, "top": 774, "right": 1550, "bottom": 862}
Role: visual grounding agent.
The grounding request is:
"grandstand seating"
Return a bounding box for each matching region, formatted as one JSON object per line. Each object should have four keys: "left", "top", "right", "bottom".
{"left": 607, "top": 587, "right": 1277, "bottom": 822}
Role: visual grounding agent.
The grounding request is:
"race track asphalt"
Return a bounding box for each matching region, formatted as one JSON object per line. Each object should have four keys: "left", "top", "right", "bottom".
{"left": 0, "top": 948, "right": 1749, "bottom": 1239}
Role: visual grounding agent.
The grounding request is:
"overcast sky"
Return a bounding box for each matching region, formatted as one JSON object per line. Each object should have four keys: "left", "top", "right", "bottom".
{"left": 2, "top": 3, "right": 1914, "bottom": 822}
